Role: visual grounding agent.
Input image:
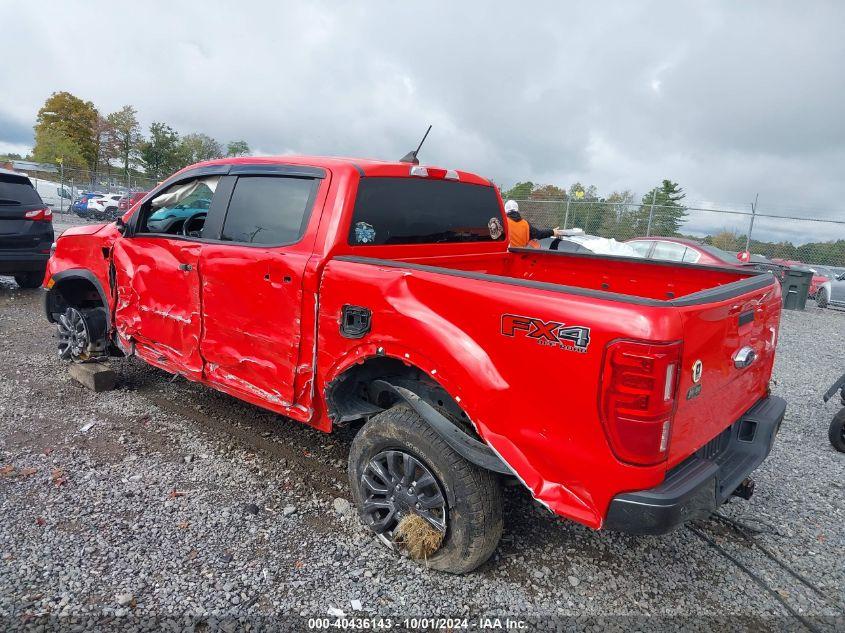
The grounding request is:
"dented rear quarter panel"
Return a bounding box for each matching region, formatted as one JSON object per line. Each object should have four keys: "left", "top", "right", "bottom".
{"left": 316, "top": 257, "right": 688, "bottom": 529}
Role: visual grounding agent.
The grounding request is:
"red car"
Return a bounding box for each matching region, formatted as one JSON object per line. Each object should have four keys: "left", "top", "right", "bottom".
{"left": 117, "top": 191, "right": 147, "bottom": 213}
{"left": 43, "top": 156, "right": 785, "bottom": 573}
{"left": 626, "top": 236, "right": 753, "bottom": 267}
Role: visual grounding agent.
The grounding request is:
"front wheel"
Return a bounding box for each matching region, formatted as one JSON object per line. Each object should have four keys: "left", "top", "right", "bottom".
{"left": 829, "top": 409, "right": 845, "bottom": 452}
{"left": 348, "top": 404, "right": 503, "bottom": 574}
{"left": 816, "top": 288, "right": 829, "bottom": 309}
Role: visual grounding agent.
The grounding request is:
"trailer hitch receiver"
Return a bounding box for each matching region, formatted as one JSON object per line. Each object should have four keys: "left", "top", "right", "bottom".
{"left": 732, "top": 477, "right": 755, "bottom": 500}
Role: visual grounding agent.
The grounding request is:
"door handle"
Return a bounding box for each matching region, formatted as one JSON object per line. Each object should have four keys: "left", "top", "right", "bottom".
{"left": 179, "top": 263, "right": 193, "bottom": 271}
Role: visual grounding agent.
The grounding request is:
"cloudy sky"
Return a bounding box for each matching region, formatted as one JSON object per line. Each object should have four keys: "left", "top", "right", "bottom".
{"left": 1, "top": 1, "right": 843, "bottom": 242}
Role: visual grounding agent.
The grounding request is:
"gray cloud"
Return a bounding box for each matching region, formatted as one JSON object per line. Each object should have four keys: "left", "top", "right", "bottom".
{"left": 1, "top": 0, "right": 842, "bottom": 243}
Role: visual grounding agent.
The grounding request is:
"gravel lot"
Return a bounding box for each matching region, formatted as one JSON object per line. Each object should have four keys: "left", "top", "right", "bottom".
{"left": 1, "top": 228, "right": 843, "bottom": 630}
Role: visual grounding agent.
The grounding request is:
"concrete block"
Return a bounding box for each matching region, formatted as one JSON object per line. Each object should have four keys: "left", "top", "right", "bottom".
{"left": 69, "top": 363, "right": 117, "bottom": 392}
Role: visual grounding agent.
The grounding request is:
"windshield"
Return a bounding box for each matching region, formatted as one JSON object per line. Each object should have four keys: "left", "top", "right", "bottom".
{"left": 349, "top": 177, "right": 505, "bottom": 245}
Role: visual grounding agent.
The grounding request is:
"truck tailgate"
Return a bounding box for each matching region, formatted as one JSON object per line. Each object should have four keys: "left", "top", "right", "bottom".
{"left": 667, "top": 278, "right": 782, "bottom": 467}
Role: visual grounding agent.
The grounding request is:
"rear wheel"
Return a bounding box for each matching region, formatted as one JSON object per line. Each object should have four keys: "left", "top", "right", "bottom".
{"left": 816, "top": 288, "right": 829, "bottom": 308}
{"left": 348, "top": 404, "right": 502, "bottom": 574}
{"left": 13, "top": 272, "right": 43, "bottom": 289}
{"left": 829, "top": 409, "right": 845, "bottom": 453}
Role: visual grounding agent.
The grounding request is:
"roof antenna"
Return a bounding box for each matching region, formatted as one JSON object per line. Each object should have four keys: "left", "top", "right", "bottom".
{"left": 400, "top": 125, "right": 432, "bottom": 165}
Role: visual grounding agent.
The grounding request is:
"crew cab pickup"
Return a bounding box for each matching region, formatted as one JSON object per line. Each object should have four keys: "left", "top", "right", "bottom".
{"left": 43, "top": 156, "right": 786, "bottom": 573}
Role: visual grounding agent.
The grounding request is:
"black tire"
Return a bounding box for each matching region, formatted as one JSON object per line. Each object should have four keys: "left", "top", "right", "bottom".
{"left": 829, "top": 409, "right": 845, "bottom": 453}
{"left": 348, "top": 404, "right": 503, "bottom": 574}
{"left": 14, "top": 272, "right": 43, "bottom": 289}
{"left": 816, "top": 288, "right": 829, "bottom": 309}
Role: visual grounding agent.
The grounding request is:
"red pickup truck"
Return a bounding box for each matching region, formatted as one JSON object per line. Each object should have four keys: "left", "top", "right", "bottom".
{"left": 43, "top": 156, "right": 786, "bottom": 573}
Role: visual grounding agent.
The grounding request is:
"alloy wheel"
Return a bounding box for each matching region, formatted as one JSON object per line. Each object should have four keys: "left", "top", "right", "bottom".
{"left": 359, "top": 449, "right": 447, "bottom": 548}
{"left": 57, "top": 307, "right": 90, "bottom": 361}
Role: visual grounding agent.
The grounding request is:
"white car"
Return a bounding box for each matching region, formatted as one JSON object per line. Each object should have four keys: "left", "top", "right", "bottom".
{"left": 86, "top": 193, "right": 124, "bottom": 218}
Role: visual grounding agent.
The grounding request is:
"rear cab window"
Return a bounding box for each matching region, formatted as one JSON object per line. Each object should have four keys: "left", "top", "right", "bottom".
{"left": 348, "top": 177, "right": 505, "bottom": 246}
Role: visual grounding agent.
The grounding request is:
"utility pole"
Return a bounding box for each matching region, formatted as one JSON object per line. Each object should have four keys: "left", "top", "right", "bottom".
{"left": 746, "top": 193, "right": 758, "bottom": 253}
{"left": 646, "top": 189, "right": 657, "bottom": 236}
{"left": 58, "top": 157, "right": 64, "bottom": 214}
{"left": 563, "top": 198, "right": 570, "bottom": 229}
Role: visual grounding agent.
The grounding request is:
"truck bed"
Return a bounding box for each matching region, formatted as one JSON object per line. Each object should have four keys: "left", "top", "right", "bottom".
{"left": 396, "top": 247, "right": 766, "bottom": 303}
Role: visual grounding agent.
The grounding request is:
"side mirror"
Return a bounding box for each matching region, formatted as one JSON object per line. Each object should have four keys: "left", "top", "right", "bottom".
{"left": 115, "top": 217, "right": 127, "bottom": 235}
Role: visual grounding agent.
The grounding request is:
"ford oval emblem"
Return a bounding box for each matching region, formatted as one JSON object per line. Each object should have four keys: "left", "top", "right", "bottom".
{"left": 692, "top": 360, "right": 703, "bottom": 383}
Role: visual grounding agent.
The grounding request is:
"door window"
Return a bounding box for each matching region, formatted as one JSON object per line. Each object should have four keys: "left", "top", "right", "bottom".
{"left": 138, "top": 176, "right": 220, "bottom": 237}
{"left": 220, "top": 176, "right": 317, "bottom": 245}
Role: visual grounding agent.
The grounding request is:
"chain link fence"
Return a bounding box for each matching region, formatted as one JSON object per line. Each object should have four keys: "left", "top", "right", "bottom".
{"left": 4, "top": 160, "right": 159, "bottom": 216}
{"left": 512, "top": 197, "right": 845, "bottom": 269}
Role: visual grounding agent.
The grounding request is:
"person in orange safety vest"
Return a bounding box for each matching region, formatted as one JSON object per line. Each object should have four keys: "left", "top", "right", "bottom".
{"left": 504, "top": 200, "right": 565, "bottom": 248}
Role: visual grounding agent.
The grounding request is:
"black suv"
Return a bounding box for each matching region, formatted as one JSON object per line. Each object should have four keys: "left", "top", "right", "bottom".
{"left": 0, "top": 168, "right": 54, "bottom": 288}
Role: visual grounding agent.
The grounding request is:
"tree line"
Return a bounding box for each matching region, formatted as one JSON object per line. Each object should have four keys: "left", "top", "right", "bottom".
{"left": 501, "top": 180, "right": 844, "bottom": 265}
{"left": 501, "top": 179, "right": 688, "bottom": 237}
{"left": 24, "top": 91, "right": 250, "bottom": 182}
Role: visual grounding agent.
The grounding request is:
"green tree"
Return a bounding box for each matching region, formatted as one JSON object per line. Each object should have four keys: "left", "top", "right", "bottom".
{"left": 33, "top": 92, "right": 98, "bottom": 169}
{"left": 178, "top": 133, "right": 223, "bottom": 167}
{"left": 637, "top": 180, "right": 688, "bottom": 236}
{"left": 32, "top": 125, "right": 87, "bottom": 169}
{"left": 600, "top": 190, "right": 637, "bottom": 239}
{"left": 226, "top": 140, "right": 250, "bottom": 157}
{"left": 501, "top": 181, "right": 535, "bottom": 200}
{"left": 106, "top": 106, "right": 141, "bottom": 176}
{"left": 138, "top": 122, "right": 182, "bottom": 180}
{"left": 529, "top": 184, "right": 567, "bottom": 200}
{"left": 91, "top": 114, "right": 117, "bottom": 180}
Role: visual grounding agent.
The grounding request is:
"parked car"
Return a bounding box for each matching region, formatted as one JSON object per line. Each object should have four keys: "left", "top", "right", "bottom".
{"left": 71, "top": 193, "right": 104, "bottom": 217}
{"left": 87, "top": 193, "right": 124, "bottom": 219}
{"left": 0, "top": 168, "right": 54, "bottom": 288}
{"left": 807, "top": 265, "right": 835, "bottom": 298}
{"left": 816, "top": 271, "right": 845, "bottom": 309}
{"left": 627, "top": 236, "right": 750, "bottom": 267}
{"left": 43, "top": 156, "right": 786, "bottom": 573}
{"left": 537, "top": 231, "right": 638, "bottom": 257}
{"left": 117, "top": 191, "right": 148, "bottom": 214}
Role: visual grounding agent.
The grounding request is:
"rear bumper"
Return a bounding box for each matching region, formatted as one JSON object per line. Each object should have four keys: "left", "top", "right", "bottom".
{"left": 604, "top": 395, "right": 786, "bottom": 535}
{"left": 0, "top": 251, "right": 50, "bottom": 274}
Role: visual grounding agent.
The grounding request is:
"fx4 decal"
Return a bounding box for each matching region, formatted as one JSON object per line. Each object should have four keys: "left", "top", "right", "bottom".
{"left": 501, "top": 314, "right": 591, "bottom": 353}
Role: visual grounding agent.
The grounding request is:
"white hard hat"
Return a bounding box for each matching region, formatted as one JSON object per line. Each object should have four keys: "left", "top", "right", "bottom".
{"left": 504, "top": 199, "right": 519, "bottom": 213}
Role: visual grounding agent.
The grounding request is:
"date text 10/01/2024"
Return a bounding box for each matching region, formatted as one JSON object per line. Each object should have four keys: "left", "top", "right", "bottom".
{"left": 306, "top": 617, "right": 528, "bottom": 629}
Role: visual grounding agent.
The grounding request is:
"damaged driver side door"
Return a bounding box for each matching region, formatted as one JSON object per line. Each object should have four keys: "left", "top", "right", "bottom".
{"left": 112, "top": 171, "right": 226, "bottom": 380}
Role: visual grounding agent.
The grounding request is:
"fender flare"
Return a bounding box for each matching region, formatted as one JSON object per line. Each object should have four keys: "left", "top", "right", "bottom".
{"left": 44, "top": 268, "right": 110, "bottom": 327}
{"left": 372, "top": 379, "right": 512, "bottom": 475}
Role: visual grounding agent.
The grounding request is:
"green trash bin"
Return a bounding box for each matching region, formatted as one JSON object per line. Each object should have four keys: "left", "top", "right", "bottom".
{"left": 782, "top": 265, "right": 813, "bottom": 310}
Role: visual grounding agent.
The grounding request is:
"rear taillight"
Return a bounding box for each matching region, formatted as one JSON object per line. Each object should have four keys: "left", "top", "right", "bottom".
{"left": 24, "top": 207, "right": 52, "bottom": 222}
{"left": 600, "top": 340, "right": 681, "bottom": 466}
